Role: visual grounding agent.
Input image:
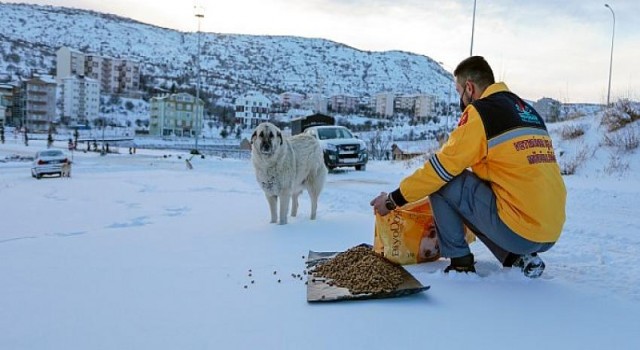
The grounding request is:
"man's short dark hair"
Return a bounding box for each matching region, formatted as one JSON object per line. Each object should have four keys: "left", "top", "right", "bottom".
{"left": 454, "top": 56, "right": 495, "bottom": 89}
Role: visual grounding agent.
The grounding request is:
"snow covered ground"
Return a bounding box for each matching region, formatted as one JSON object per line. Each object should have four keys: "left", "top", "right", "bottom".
{"left": 1, "top": 118, "right": 640, "bottom": 349}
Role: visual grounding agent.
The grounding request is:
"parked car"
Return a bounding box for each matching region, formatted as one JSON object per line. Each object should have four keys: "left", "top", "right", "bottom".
{"left": 31, "top": 149, "right": 70, "bottom": 179}
{"left": 304, "top": 125, "right": 368, "bottom": 171}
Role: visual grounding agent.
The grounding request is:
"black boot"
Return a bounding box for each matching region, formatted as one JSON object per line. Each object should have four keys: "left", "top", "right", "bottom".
{"left": 444, "top": 253, "right": 476, "bottom": 274}
{"left": 513, "top": 253, "right": 545, "bottom": 278}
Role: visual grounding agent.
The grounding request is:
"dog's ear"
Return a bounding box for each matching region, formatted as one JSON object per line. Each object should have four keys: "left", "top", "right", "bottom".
{"left": 250, "top": 131, "right": 257, "bottom": 145}
{"left": 277, "top": 131, "right": 283, "bottom": 145}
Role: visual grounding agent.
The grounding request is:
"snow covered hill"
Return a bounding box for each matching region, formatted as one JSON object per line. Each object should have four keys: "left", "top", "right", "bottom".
{"left": 0, "top": 2, "right": 453, "bottom": 104}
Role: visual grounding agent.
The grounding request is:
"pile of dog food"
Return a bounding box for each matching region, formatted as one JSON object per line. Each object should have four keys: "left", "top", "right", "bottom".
{"left": 312, "top": 245, "right": 404, "bottom": 295}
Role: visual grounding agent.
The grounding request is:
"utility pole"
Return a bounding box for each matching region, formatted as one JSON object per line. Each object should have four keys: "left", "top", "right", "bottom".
{"left": 604, "top": 4, "right": 615, "bottom": 106}
{"left": 194, "top": 5, "right": 205, "bottom": 154}
{"left": 470, "top": 0, "right": 477, "bottom": 56}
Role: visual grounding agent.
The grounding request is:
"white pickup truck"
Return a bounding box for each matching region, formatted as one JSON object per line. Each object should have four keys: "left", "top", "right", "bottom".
{"left": 303, "top": 125, "right": 368, "bottom": 171}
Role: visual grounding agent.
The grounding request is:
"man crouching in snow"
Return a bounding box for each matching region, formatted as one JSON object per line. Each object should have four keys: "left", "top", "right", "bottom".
{"left": 370, "top": 56, "right": 566, "bottom": 278}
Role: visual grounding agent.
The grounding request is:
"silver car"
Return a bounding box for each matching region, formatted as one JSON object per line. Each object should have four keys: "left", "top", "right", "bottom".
{"left": 31, "top": 149, "right": 69, "bottom": 179}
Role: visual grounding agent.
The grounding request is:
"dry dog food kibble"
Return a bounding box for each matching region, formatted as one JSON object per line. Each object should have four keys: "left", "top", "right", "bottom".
{"left": 311, "top": 245, "right": 404, "bottom": 295}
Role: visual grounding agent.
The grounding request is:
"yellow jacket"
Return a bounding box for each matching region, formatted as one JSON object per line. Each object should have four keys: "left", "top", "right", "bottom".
{"left": 390, "top": 83, "right": 566, "bottom": 243}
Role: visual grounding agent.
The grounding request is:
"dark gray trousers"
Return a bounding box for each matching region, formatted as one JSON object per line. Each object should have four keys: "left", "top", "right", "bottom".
{"left": 429, "top": 170, "right": 554, "bottom": 266}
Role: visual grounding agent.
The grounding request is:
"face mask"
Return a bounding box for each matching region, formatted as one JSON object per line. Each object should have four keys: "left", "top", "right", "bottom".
{"left": 459, "top": 88, "right": 468, "bottom": 112}
{"left": 458, "top": 83, "right": 472, "bottom": 112}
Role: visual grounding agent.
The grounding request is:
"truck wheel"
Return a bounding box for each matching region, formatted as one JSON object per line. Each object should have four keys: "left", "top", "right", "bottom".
{"left": 355, "top": 164, "right": 366, "bottom": 171}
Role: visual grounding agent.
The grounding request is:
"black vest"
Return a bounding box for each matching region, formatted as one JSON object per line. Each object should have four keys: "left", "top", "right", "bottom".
{"left": 471, "top": 91, "right": 547, "bottom": 140}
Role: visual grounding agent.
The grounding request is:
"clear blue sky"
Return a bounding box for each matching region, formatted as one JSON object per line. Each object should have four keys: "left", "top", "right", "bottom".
{"left": 10, "top": 0, "right": 640, "bottom": 103}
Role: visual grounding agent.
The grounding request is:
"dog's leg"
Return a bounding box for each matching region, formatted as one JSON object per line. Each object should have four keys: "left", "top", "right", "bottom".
{"left": 267, "top": 195, "right": 278, "bottom": 223}
{"left": 279, "top": 193, "right": 290, "bottom": 225}
{"left": 291, "top": 191, "right": 301, "bottom": 217}
{"left": 309, "top": 191, "right": 318, "bottom": 220}
{"left": 307, "top": 167, "right": 326, "bottom": 220}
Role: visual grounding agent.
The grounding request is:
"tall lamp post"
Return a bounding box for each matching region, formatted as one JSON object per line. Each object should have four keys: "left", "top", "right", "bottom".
{"left": 470, "top": 0, "right": 477, "bottom": 56}
{"left": 604, "top": 3, "right": 615, "bottom": 106}
{"left": 194, "top": 5, "right": 205, "bottom": 153}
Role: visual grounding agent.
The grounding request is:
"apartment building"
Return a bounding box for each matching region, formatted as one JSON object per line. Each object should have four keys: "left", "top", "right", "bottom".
{"left": 149, "top": 93, "right": 203, "bottom": 137}
{"left": 235, "top": 92, "right": 271, "bottom": 128}
{"left": 395, "top": 95, "right": 417, "bottom": 113}
{"left": 328, "top": 94, "right": 359, "bottom": 114}
{"left": 300, "top": 93, "right": 328, "bottom": 115}
{"left": 0, "top": 84, "right": 14, "bottom": 127}
{"left": 56, "top": 47, "right": 85, "bottom": 82}
{"left": 374, "top": 92, "right": 395, "bottom": 118}
{"left": 279, "top": 92, "right": 305, "bottom": 108}
{"left": 413, "top": 94, "right": 437, "bottom": 122}
{"left": 20, "top": 77, "right": 57, "bottom": 132}
{"left": 56, "top": 46, "right": 141, "bottom": 96}
{"left": 60, "top": 76, "right": 100, "bottom": 126}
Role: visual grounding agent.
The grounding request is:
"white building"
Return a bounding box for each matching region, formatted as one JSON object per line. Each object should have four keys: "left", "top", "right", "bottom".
{"left": 414, "top": 94, "right": 437, "bottom": 122}
{"left": 279, "top": 92, "right": 305, "bottom": 108}
{"left": 149, "top": 93, "right": 204, "bottom": 137}
{"left": 56, "top": 46, "right": 141, "bottom": 96}
{"left": 375, "top": 92, "right": 395, "bottom": 118}
{"left": 235, "top": 92, "right": 271, "bottom": 128}
{"left": 56, "top": 47, "right": 85, "bottom": 83}
{"left": 301, "top": 93, "right": 328, "bottom": 114}
{"left": 60, "top": 76, "right": 100, "bottom": 126}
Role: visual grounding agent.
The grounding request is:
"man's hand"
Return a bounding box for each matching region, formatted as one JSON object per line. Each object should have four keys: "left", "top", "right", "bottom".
{"left": 370, "top": 192, "right": 391, "bottom": 216}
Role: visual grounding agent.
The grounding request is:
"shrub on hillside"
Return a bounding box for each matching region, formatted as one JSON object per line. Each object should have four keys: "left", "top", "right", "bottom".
{"left": 560, "top": 124, "right": 586, "bottom": 140}
{"left": 559, "top": 145, "right": 591, "bottom": 175}
{"left": 602, "top": 126, "right": 639, "bottom": 152}
{"left": 604, "top": 153, "right": 630, "bottom": 175}
{"left": 601, "top": 99, "right": 640, "bottom": 132}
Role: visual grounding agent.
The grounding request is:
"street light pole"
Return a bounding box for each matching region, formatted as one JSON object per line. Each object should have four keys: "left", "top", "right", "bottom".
{"left": 101, "top": 117, "right": 106, "bottom": 156}
{"left": 194, "top": 5, "right": 204, "bottom": 153}
{"left": 604, "top": 3, "right": 615, "bottom": 106}
{"left": 470, "top": 0, "right": 477, "bottom": 56}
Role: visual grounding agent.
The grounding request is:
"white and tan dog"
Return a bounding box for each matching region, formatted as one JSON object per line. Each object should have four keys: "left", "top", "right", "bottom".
{"left": 61, "top": 162, "right": 72, "bottom": 178}
{"left": 251, "top": 122, "right": 327, "bottom": 225}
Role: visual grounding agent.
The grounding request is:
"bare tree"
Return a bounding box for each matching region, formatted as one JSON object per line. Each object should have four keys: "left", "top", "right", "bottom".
{"left": 367, "top": 130, "right": 392, "bottom": 160}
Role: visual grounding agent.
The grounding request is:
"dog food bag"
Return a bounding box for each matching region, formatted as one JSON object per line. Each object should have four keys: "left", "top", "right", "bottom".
{"left": 374, "top": 197, "right": 475, "bottom": 265}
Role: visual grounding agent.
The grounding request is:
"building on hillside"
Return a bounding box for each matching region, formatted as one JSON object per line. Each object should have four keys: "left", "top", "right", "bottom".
{"left": 8, "top": 83, "right": 23, "bottom": 128}
{"left": 279, "top": 92, "right": 305, "bottom": 109}
{"left": 375, "top": 92, "right": 395, "bottom": 118}
{"left": 394, "top": 95, "right": 416, "bottom": 114}
{"left": 390, "top": 94, "right": 437, "bottom": 122}
{"left": 328, "top": 94, "right": 358, "bottom": 114}
{"left": 300, "top": 93, "right": 328, "bottom": 114}
{"left": 533, "top": 97, "right": 562, "bottom": 122}
{"left": 56, "top": 46, "right": 141, "bottom": 96}
{"left": 235, "top": 92, "right": 271, "bottom": 128}
{"left": 0, "top": 84, "right": 14, "bottom": 127}
{"left": 149, "top": 92, "right": 204, "bottom": 137}
{"left": 60, "top": 76, "right": 100, "bottom": 126}
{"left": 413, "top": 94, "right": 437, "bottom": 122}
{"left": 56, "top": 47, "right": 86, "bottom": 82}
{"left": 17, "top": 77, "right": 57, "bottom": 132}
